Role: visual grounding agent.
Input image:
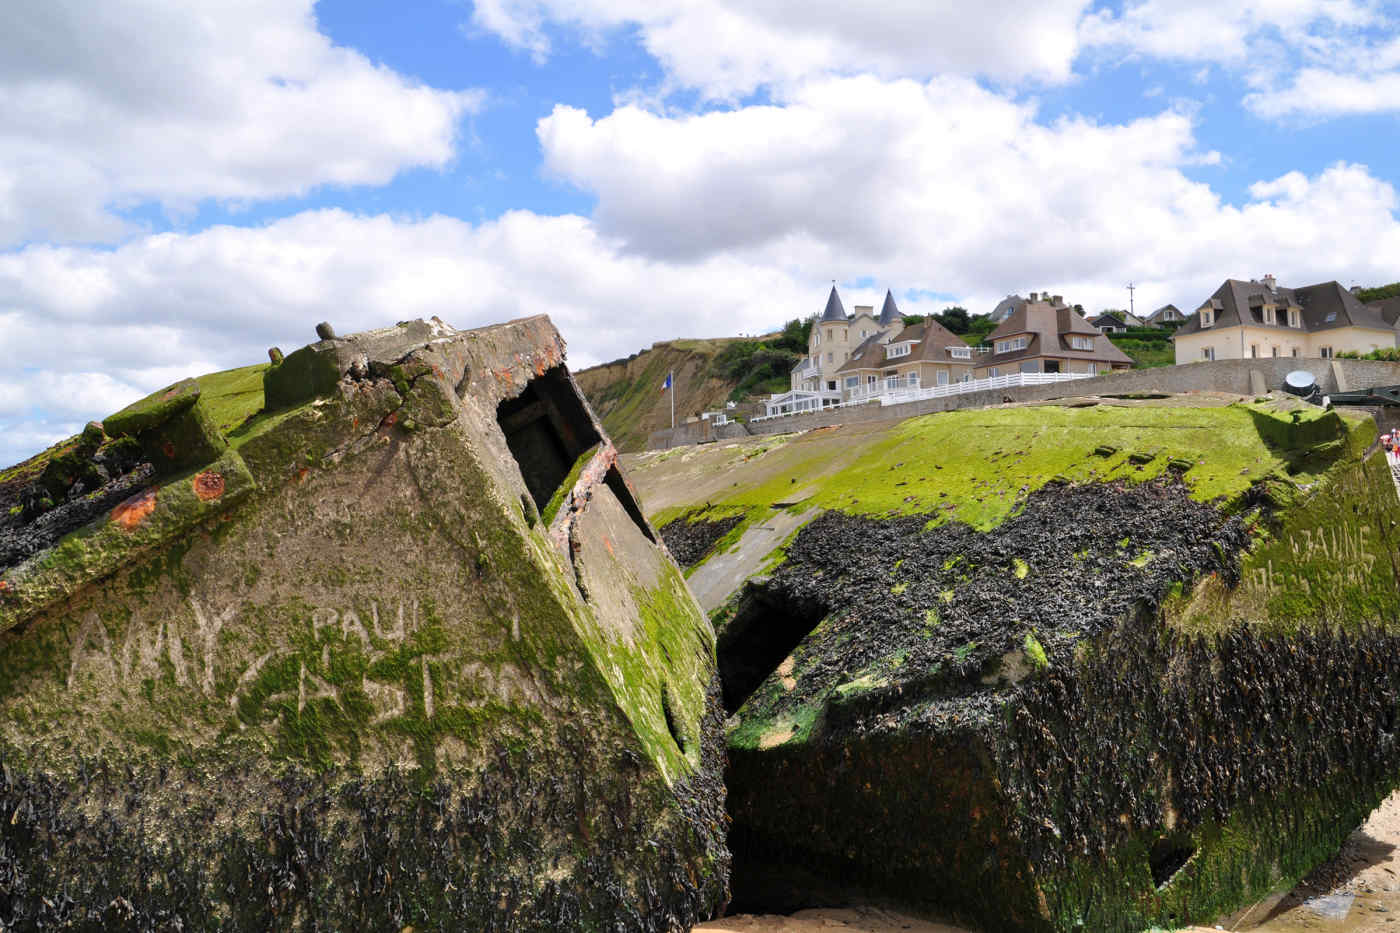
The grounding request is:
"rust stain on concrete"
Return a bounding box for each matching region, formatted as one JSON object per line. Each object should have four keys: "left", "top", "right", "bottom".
{"left": 112, "top": 489, "right": 157, "bottom": 529}
{"left": 193, "top": 471, "right": 225, "bottom": 501}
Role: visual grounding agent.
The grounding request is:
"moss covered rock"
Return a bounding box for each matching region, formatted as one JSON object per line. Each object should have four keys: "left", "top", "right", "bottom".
{"left": 0, "top": 316, "right": 727, "bottom": 930}
{"left": 627, "top": 395, "right": 1400, "bottom": 931}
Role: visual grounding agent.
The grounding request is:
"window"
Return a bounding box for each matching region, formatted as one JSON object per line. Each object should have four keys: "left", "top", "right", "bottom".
{"left": 886, "top": 343, "right": 912, "bottom": 358}
{"left": 906, "top": 372, "right": 920, "bottom": 387}
{"left": 861, "top": 329, "right": 869, "bottom": 337}
{"left": 1250, "top": 344, "right": 1258, "bottom": 358}
{"left": 885, "top": 376, "right": 900, "bottom": 390}
{"left": 827, "top": 380, "right": 837, "bottom": 391}
{"left": 1201, "top": 310, "right": 1214, "bottom": 328}
{"left": 1320, "top": 346, "right": 1334, "bottom": 359}
{"left": 949, "top": 346, "right": 971, "bottom": 359}
{"left": 826, "top": 352, "right": 833, "bottom": 363}
{"left": 815, "top": 331, "right": 820, "bottom": 345}
{"left": 936, "top": 370, "right": 949, "bottom": 386}
{"left": 1271, "top": 347, "right": 1279, "bottom": 358}
{"left": 1292, "top": 348, "right": 1299, "bottom": 357}
{"left": 1263, "top": 307, "right": 1275, "bottom": 325}
{"left": 994, "top": 336, "right": 1028, "bottom": 354}
{"left": 1071, "top": 336, "right": 1093, "bottom": 351}
{"left": 989, "top": 367, "right": 1000, "bottom": 377}
{"left": 866, "top": 375, "right": 877, "bottom": 386}
{"left": 1288, "top": 309, "right": 1301, "bottom": 328}
{"left": 844, "top": 376, "right": 859, "bottom": 388}
{"left": 1201, "top": 347, "right": 1215, "bottom": 361}
{"left": 1086, "top": 362, "right": 1097, "bottom": 375}
{"left": 1020, "top": 361, "right": 1040, "bottom": 374}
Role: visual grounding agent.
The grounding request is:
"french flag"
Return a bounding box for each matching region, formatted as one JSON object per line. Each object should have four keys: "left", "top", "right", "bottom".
{"left": 661, "top": 372, "right": 673, "bottom": 392}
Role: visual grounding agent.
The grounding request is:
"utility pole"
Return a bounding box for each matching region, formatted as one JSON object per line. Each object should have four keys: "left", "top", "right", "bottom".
{"left": 1126, "top": 282, "right": 1136, "bottom": 319}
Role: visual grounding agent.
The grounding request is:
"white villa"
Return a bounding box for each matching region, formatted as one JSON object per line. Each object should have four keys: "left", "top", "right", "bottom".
{"left": 767, "top": 287, "right": 905, "bottom": 416}
{"left": 1173, "top": 276, "right": 1400, "bottom": 364}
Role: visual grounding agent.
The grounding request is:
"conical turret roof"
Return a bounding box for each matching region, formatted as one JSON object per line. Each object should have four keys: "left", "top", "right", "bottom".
{"left": 878, "top": 289, "right": 901, "bottom": 326}
{"left": 820, "top": 286, "right": 847, "bottom": 322}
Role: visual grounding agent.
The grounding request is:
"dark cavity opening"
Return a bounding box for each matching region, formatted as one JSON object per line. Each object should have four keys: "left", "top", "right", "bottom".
{"left": 604, "top": 465, "right": 656, "bottom": 543}
{"left": 1149, "top": 835, "right": 1195, "bottom": 889}
{"left": 717, "top": 584, "right": 827, "bottom": 715}
{"left": 661, "top": 685, "right": 687, "bottom": 754}
{"left": 496, "top": 366, "right": 601, "bottom": 512}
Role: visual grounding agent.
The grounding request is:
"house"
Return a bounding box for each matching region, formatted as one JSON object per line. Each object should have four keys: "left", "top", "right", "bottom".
{"left": 1145, "top": 304, "right": 1185, "bottom": 327}
{"left": 766, "top": 287, "right": 904, "bottom": 416}
{"left": 990, "top": 294, "right": 1025, "bottom": 323}
{"left": 975, "top": 293, "right": 1132, "bottom": 377}
{"left": 1089, "top": 310, "right": 1150, "bottom": 333}
{"left": 836, "top": 312, "right": 975, "bottom": 400}
{"left": 1366, "top": 296, "right": 1400, "bottom": 329}
{"left": 1172, "top": 276, "right": 1400, "bottom": 365}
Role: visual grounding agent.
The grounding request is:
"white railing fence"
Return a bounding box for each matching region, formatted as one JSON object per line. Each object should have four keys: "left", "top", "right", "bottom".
{"left": 753, "top": 371, "right": 1092, "bottom": 422}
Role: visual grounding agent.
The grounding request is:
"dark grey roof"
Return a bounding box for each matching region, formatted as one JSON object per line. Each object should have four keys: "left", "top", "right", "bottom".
{"left": 820, "top": 286, "right": 847, "bottom": 323}
{"left": 1174, "top": 278, "right": 1398, "bottom": 339}
{"left": 991, "top": 295, "right": 1023, "bottom": 321}
{"left": 878, "top": 289, "right": 901, "bottom": 326}
{"left": 1368, "top": 296, "right": 1400, "bottom": 328}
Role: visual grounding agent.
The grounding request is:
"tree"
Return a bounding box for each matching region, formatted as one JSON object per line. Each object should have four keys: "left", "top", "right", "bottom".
{"left": 933, "top": 306, "right": 970, "bottom": 334}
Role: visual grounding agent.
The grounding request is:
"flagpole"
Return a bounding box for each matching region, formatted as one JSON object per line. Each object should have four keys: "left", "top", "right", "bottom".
{"left": 670, "top": 370, "right": 675, "bottom": 429}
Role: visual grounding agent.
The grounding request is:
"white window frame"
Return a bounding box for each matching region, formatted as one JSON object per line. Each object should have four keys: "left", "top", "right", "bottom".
{"left": 1288, "top": 309, "right": 1301, "bottom": 328}
{"left": 994, "top": 336, "right": 1028, "bottom": 354}
{"left": 1263, "top": 307, "right": 1276, "bottom": 326}
{"left": 1071, "top": 336, "right": 1093, "bottom": 351}
{"left": 936, "top": 370, "right": 949, "bottom": 386}
{"left": 1201, "top": 310, "right": 1214, "bottom": 328}
{"left": 885, "top": 342, "right": 912, "bottom": 359}
{"left": 1201, "top": 347, "right": 1215, "bottom": 361}
{"left": 1320, "top": 346, "right": 1334, "bottom": 359}
{"left": 949, "top": 346, "right": 971, "bottom": 360}
{"left": 844, "top": 376, "right": 859, "bottom": 388}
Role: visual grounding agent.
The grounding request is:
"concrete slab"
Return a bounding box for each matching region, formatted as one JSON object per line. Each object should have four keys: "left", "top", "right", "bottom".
{"left": 689, "top": 506, "right": 820, "bottom": 612}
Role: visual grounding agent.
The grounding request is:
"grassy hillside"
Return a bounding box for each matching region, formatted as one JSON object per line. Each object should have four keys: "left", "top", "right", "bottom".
{"left": 575, "top": 338, "right": 752, "bottom": 452}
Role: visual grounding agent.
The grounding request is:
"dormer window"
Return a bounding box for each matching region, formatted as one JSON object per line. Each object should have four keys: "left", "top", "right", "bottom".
{"left": 1288, "top": 308, "right": 1301, "bottom": 328}
{"left": 1201, "top": 309, "right": 1214, "bottom": 328}
{"left": 994, "top": 336, "right": 1029, "bottom": 354}
{"left": 886, "top": 342, "right": 912, "bottom": 359}
{"left": 1070, "top": 336, "right": 1093, "bottom": 351}
{"left": 1263, "top": 306, "right": 1276, "bottom": 326}
{"left": 949, "top": 346, "right": 971, "bottom": 360}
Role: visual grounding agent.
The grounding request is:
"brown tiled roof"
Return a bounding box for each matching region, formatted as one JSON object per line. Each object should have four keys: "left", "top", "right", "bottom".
{"left": 1175, "top": 279, "right": 1397, "bottom": 338}
{"left": 984, "top": 300, "right": 1132, "bottom": 367}
{"left": 835, "top": 320, "right": 973, "bottom": 374}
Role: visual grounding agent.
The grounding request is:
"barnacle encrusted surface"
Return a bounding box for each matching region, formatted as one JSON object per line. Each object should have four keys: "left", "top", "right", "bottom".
{"left": 627, "top": 395, "right": 1400, "bottom": 932}
{"left": 0, "top": 316, "right": 728, "bottom": 930}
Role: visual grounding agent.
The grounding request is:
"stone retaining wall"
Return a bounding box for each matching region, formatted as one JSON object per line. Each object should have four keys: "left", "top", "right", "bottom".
{"left": 646, "top": 359, "right": 1400, "bottom": 449}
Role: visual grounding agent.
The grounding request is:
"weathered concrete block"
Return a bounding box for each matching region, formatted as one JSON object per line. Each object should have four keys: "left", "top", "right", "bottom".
{"left": 630, "top": 398, "right": 1400, "bottom": 931}
{"left": 0, "top": 316, "right": 727, "bottom": 930}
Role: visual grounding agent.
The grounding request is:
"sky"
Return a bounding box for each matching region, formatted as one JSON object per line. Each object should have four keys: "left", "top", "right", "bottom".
{"left": 3, "top": 0, "right": 1400, "bottom": 465}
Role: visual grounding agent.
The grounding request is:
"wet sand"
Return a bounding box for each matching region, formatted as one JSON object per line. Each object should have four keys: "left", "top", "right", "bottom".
{"left": 699, "top": 790, "right": 1400, "bottom": 933}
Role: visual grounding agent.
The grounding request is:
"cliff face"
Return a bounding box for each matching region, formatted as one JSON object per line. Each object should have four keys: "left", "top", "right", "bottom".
{"left": 0, "top": 317, "right": 728, "bottom": 931}
{"left": 575, "top": 338, "right": 750, "bottom": 452}
{"left": 625, "top": 395, "right": 1400, "bottom": 931}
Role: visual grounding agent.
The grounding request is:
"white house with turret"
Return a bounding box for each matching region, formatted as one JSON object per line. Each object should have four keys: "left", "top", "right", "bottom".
{"left": 766, "top": 287, "right": 905, "bottom": 417}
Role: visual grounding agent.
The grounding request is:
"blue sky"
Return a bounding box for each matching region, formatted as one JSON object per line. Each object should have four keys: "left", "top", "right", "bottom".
{"left": 3, "top": 0, "right": 1400, "bottom": 464}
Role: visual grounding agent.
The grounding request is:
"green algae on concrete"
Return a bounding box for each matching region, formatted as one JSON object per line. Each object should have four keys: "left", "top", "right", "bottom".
{"left": 0, "top": 316, "right": 727, "bottom": 931}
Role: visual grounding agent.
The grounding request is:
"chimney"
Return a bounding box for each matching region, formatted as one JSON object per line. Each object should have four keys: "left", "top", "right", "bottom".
{"left": 1029, "top": 291, "right": 1039, "bottom": 302}
{"left": 1052, "top": 295, "right": 1063, "bottom": 306}
{"left": 1262, "top": 274, "right": 1276, "bottom": 290}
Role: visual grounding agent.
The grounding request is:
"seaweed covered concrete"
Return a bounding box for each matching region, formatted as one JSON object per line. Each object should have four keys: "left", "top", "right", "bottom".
{"left": 626, "top": 395, "right": 1400, "bottom": 931}
{"left": 0, "top": 316, "right": 727, "bottom": 930}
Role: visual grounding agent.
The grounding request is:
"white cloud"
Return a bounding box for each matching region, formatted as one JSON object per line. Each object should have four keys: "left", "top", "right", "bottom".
{"left": 1079, "top": 0, "right": 1400, "bottom": 118}
{"left": 1245, "top": 68, "right": 1400, "bottom": 117}
{"left": 0, "top": 0, "right": 482, "bottom": 247}
{"left": 5, "top": 72, "right": 1400, "bottom": 466}
{"left": 471, "top": 0, "right": 1093, "bottom": 97}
